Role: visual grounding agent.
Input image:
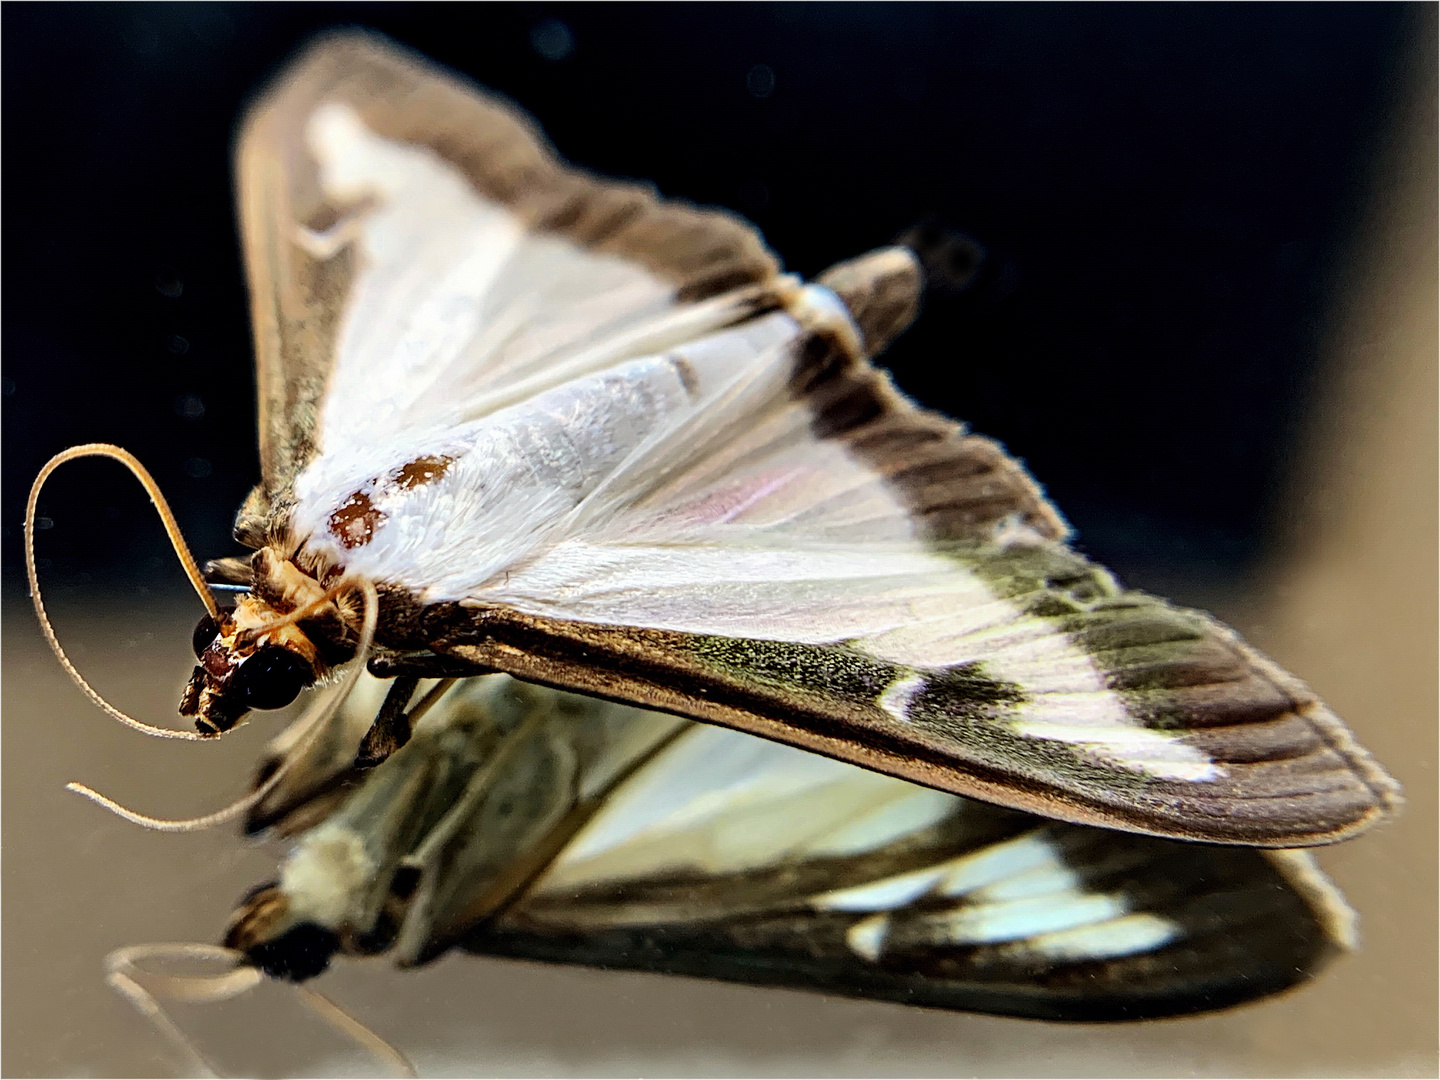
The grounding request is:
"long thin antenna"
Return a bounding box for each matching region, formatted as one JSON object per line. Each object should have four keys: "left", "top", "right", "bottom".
{"left": 296, "top": 984, "right": 417, "bottom": 1078}
{"left": 26, "top": 444, "right": 219, "bottom": 741}
{"left": 106, "top": 943, "right": 259, "bottom": 1078}
{"left": 106, "top": 942, "right": 415, "bottom": 1078}
{"left": 67, "top": 580, "right": 381, "bottom": 832}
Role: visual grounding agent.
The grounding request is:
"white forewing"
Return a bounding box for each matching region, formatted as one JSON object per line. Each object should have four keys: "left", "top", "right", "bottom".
{"left": 291, "top": 267, "right": 1213, "bottom": 783}
{"left": 298, "top": 100, "right": 788, "bottom": 477}
{"left": 271, "top": 88, "right": 1216, "bottom": 787}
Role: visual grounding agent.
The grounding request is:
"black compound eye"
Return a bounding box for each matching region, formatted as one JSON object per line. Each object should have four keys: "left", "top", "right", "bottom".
{"left": 244, "top": 922, "right": 341, "bottom": 983}
{"left": 191, "top": 605, "right": 235, "bottom": 659}
{"left": 235, "top": 646, "right": 311, "bottom": 711}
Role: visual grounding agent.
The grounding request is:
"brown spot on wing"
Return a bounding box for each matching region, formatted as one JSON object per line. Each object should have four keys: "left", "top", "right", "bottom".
{"left": 329, "top": 491, "right": 384, "bottom": 548}
{"left": 393, "top": 454, "right": 454, "bottom": 489}
{"left": 322, "top": 458, "right": 451, "bottom": 553}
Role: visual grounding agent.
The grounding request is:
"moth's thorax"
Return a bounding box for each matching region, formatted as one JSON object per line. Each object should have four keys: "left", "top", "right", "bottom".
{"left": 179, "top": 550, "right": 355, "bottom": 734}
{"left": 225, "top": 820, "right": 398, "bottom": 981}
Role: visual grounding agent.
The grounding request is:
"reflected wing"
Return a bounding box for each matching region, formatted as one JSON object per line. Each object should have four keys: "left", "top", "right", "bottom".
{"left": 488, "top": 726, "right": 1353, "bottom": 1021}
{"left": 236, "top": 31, "right": 778, "bottom": 516}
{"left": 234, "top": 677, "right": 1354, "bottom": 1021}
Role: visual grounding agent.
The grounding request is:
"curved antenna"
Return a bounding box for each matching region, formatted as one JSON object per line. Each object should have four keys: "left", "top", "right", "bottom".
{"left": 67, "top": 580, "right": 380, "bottom": 832}
{"left": 106, "top": 942, "right": 415, "bottom": 1078}
{"left": 295, "top": 984, "right": 418, "bottom": 1078}
{"left": 106, "top": 943, "right": 260, "bottom": 1078}
{"left": 26, "top": 444, "right": 218, "bottom": 741}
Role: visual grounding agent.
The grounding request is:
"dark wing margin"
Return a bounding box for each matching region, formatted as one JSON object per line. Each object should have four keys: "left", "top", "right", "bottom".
{"left": 811, "top": 249, "right": 1069, "bottom": 545}
{"left": 234, "top": 30, "right": 779, "bottom": 520}
{"left": 472, "top": 840, "right": 1351, "bottom": 1023}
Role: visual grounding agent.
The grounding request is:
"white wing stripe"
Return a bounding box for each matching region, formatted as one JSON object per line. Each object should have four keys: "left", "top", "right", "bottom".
{"left": 1007, "top": 912, "right": 1180, "bottom": 961}
{"left": 926, "top": 892, "right": 1130, "bottom": 944}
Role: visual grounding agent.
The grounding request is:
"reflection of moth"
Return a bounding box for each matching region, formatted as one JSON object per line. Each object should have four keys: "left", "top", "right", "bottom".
{"left": 233, "top": 671, "right": 1359, "bottom": 1021}
{"left": 25, "top": 29, "right": 1399, "bottom": 1071}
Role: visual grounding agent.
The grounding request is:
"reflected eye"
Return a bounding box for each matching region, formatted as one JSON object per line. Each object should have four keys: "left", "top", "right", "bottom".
{"left": 191, "top": 605, "right": 235, "bottom": 659}
{"left": 235, "top": 646, "right": 311, "bottom": 710}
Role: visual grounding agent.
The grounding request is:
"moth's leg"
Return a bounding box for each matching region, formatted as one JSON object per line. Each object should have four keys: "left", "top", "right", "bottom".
{"left": 355, "top": 677, "right": 461, "bottom": 770}
{"left": 354, "top": 675, "right": 420, "bottom": 769}
{"left": 367, "top": 648, "right": 495, "bottom": 680}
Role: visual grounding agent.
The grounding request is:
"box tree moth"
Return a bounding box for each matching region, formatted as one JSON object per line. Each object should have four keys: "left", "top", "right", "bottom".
{"left": 24, "top": 30, "right": 1400, "bottom": 1073}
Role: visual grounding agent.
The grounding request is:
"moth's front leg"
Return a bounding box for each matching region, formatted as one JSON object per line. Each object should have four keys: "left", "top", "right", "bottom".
{"left": 355, "top": 648, "right": 494, "bottom": 770}
{"left": 366, "top": 649, "right": 496, "bottom": 681}
{"left": 354, "top": 675, "right": 421, "bottom": 769}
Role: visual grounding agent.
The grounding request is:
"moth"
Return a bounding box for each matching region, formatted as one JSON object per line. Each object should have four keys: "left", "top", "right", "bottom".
{"left": 25, "top": 29, "right": 1400, "bottom": 1072}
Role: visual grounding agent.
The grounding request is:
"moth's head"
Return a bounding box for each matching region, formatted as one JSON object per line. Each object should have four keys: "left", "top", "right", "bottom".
{"left": 224, "top": 882, "right": 340, "bottom": 982}
{"left": 179, "top": 594, "right": 318, "bottom": 734}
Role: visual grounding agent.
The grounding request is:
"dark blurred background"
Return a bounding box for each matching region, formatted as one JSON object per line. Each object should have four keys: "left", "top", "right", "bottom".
{"left": 1, "top": 3, "right": 1424, "bottom": 600}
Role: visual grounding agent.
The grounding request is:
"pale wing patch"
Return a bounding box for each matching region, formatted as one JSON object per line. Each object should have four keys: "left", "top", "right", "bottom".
{"left": 813, "top": 829, "right": 1061, "bottom": 912}
{"left": 1012, "top": 913, "right": 1179, "bottom": 962}
{"left": 806, "top": 786, "right": 959, "bottom": 857}
{"left": 876, "top": 672, "right": 927, "bottom": 725}
{"left": 935, "top": 831, "right": 1061, "bottom": 894}
{"left": 534, "top": 725, "right": 957, "bottom": 892}
{"left": 301, "top": 101, "right": 729, "bottom": 458}
{"left": 845, "top": 905, "right": 1179, "bottom": 964}
{"left": 813, "top": 864, "right": 954, "bottom": 913}
{"left": 829, "top": 828, "right": 1181, "bottom": 964}
{"left": 845, "top": 917, "right": 890, "bottom": 963}
{"left": 926, "top": 892, "right": 1131, "bottom": 944}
